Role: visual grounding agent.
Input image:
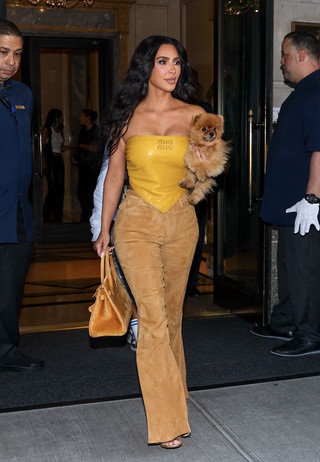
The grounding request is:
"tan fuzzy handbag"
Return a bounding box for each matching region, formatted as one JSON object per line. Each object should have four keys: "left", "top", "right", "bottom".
{"left": 88, "top": 254, "right": 132, "bottom": 337}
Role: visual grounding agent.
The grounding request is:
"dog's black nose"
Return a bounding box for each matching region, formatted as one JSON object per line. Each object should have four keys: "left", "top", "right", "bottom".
{"left": 209, "top": 132, "right": 215, "bottom": 138}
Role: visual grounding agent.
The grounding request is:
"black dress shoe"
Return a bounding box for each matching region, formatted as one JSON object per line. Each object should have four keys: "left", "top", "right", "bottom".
{"left": 251, "top": 325, "right": 295, "bottom": 341}
{"left": 0, "top": 354, "right": 45, "bottom": 372}
{"left": 271, "top": 338, "right": 320, "bottom": 357}
{"left": 186, "top": 287, "right": 201, "bottom": 297}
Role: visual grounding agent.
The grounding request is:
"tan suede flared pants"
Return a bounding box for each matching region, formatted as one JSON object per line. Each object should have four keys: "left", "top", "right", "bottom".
{"left": 114, "top": 190, "right": 199, "bottom": 444}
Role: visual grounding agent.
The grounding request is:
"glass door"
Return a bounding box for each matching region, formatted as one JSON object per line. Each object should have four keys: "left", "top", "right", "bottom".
{"left": 213, "top": 0, "right": 273, "bottom": 321}
{"left": 40, "top": 48, "right": 100, "bottom": 224}
{"left": 22, "top": 36, "right": 115, "bottom": 242}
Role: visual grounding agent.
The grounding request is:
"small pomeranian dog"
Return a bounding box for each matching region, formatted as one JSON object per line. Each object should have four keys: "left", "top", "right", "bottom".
{"left": 179, "top": 113, "right": 230, "bottom": 205}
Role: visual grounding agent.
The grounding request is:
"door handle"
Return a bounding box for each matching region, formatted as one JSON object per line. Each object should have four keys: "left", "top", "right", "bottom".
{"left": 248, "top": 109, "right": 253, "bottom": 214}
{"left": 248, "top": 109, "right": 265, "bottom": 214}
{"left": 34, "top": 128, "right": 43, "bottom": 180}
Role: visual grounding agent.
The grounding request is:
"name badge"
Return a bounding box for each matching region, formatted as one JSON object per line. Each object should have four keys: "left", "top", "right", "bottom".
{"left": 15, "top": 105, "right": 25, "bottom": 110}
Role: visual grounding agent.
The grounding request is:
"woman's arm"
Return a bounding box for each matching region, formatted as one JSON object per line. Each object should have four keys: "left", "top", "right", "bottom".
{"left": 78, "top": 143, "right": 92, "bottom": 151}
{"left": 42, "top": 127, "right": 48, "bottom": 169}
{"left": 61, "top": 143, "right": 77, "bottom": 152}
{"left": 90, "top": 157, "right": 109, "bottom": 241}
{"left": 42, "top": 127, "right": 48, "bottom": 153}
{"left": 94, "top": 138, "right": 126, "bottom": 257}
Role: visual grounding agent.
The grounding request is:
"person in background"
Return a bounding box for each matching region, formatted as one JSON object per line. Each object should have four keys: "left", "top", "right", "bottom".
{"left": 251, "top": 31, "right": 320, "bottom": 357}
{"left": 71, "top": 109, "right": 99, "bottom": 222}
{"left": 0, "top": 19, "right": 44, "bottom": 372}
{"left": 42, "top": 109, "right": 66, "bottom": 223}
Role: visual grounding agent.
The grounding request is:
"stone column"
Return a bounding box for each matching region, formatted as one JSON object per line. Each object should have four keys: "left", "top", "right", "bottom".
{"left": 119, "top": 7, "right": 130, "bottom": 82}
{"left": 0, "top": 0, "right": 6, "bottom": 19}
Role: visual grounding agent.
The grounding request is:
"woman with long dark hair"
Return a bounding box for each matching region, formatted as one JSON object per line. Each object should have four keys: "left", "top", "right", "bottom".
{"left": 42, "top": 109, "right": 66, "bottom": 223}
{"left": 94, "top": 35, "right": 204, "bottom": 448}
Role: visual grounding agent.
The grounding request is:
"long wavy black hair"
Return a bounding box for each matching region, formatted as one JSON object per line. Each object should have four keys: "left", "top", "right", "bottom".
{"left": 43, "top": 109, "right": 64, "bottom": 150}
{"left": 94, "top": 35, "right": 199, "bottom": 165}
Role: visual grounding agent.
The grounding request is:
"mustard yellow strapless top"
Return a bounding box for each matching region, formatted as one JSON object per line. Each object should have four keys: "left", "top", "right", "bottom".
{"left": 125, "top": 135, "right": 190, "bottom": 213}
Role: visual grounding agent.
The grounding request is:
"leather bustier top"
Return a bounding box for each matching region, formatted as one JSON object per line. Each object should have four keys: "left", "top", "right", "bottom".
{"left": 125, "top": 135, "right": 189, "bottom": 213}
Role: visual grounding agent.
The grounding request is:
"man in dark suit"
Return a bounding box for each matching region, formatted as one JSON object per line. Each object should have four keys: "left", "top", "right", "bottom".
{"left": 0, "top": 19, "right": 44, "bottom": 371}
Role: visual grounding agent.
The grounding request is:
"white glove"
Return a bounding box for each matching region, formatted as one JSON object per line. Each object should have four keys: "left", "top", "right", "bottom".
{"left": 286, "top": 198, "right": 320, "bottom": 236}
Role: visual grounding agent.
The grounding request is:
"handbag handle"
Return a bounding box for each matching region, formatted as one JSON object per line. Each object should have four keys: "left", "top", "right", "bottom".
{"left": 109, "top": 253, "right": 117, "bottom": 281}
{"left": 100, "top": 256, "right": 105, "bottom": 285}
{"left": 100, "top": 254, "right": 114, "bottom": 293}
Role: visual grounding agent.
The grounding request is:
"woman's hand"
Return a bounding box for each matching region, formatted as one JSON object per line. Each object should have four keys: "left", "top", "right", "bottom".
{"left": 192, "top": 144, "right": 207, "bottom": 162}
{"left": 224, "top": 160, "right": 231, "bottom": 174}
{"left": 70, "top": 152, "right": 78, "bottom": 166}
{"left": 79, "top": 143, "right": 92, "bottom": 151}
{"left": 61, "top": 143, "right": 77, "bottom": 152}
{"left": 94, "top": 231, "right": 110, "bottom": 258}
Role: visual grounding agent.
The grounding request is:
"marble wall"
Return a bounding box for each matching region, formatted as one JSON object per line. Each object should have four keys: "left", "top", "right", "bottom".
{"left": 6, "top": 0, "right": 135, "bottom": 81}
{"left": 273, "top": 0, "right": 320, "bottom": 108}
{"left": 7, "top": 7, "right": 115, "bottom": 29}
{"left": 183, "top": 0, "right": 213, "bottom": 101}
{"left": 128, "top": 0, "right": 181, "bottom": 64}
{"left": 127, "top": 0, "right": 213, "bottom": 103}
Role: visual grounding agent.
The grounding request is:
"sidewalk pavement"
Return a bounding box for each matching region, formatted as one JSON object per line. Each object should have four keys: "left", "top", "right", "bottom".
{"left": 1, "top": 376, "right": 319, "bottom": 462}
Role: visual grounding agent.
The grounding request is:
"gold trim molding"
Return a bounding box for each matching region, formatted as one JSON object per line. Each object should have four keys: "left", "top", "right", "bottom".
{"left": 7, "top": 0, "right": 136, "bottom": 11}
{"left": 7, "top": 0, "right": 136, "bottom": 78}
{"left": 32, "top": 0, "right": 94, "bottom": 10}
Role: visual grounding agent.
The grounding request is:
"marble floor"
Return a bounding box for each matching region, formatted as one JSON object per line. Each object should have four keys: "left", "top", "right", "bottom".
{"left": 20, "top": 243, "right": 226, "bottom": 333}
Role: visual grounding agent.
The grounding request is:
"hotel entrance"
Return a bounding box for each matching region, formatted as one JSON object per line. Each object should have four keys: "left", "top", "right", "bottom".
{"left": 213, "top": 0, "right": 273, "bottom": 322}
{"left": 19, "top": 36, "right": 118, "bottom": 332}
{"left": 18, "top": 0, "right": 274, "bottom": 332}
{"left": 22, "top": 36, "right": 115, "bottom": 242}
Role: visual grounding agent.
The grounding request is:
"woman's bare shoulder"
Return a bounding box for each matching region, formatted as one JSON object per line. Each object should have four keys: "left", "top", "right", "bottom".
{"left": 183, "top": 103, "right": 206, "bottom": 116}
{"left": 175, "top": 102, "right": 206, "bottom": 126}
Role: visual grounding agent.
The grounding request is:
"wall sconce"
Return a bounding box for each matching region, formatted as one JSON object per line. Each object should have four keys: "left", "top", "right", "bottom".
{"left": 224, "top": 0, "right": 259, "bottom": 15}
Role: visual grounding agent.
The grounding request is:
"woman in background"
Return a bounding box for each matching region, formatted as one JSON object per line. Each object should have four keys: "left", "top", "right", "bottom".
{"left": 42, "top": 109, "right": 65, "bottom": 223}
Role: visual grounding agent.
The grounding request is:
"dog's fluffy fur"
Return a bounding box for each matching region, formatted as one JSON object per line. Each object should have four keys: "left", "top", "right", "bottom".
{"left": 179, "top": 113, "right": 230, "bottom": 205}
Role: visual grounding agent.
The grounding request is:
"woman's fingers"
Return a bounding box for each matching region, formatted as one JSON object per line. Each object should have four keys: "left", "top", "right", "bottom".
{"left": 94, "top": 232, "right": 110, "bottom": 257}
{"left": 97, "top": 242, "right": 108, "bottom": 257}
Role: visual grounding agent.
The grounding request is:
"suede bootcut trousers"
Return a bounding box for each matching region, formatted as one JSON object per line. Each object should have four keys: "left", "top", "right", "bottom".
{"left": 114, "top": 190, "right": 199, "bottom": 444}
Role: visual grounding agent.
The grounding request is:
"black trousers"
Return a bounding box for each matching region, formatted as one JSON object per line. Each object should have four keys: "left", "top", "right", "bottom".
{"left": 0, "top": 208, "right": 34, "bottom": 361}
{"left": 43, "top": 154, "right": 65, "bottom": 221}
{"left": 77, "top": 166, "right": 98, "bottom": 222}
{"left": 270, "top": 226, "right": 320, "bottom": 342}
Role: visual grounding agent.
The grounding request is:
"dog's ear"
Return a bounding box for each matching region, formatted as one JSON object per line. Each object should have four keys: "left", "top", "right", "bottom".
{"left": 191, "top": 113, "right": 202, "bottom": 125}
{"left": 217, "top": 114, "right": 224, "bottom": 125}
